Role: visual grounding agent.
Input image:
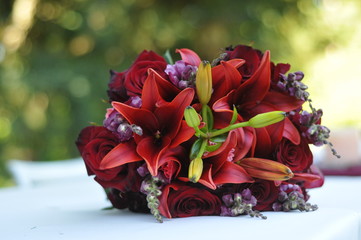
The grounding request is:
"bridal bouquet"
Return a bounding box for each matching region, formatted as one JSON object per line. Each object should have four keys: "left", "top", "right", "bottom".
{"left": 76, "top": 44, "right": 338, "bottom": 222}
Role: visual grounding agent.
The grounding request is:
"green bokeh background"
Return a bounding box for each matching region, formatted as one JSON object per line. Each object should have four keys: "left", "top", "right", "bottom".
{"left": 1, "top": 0, "right": 360, "bottom": 186}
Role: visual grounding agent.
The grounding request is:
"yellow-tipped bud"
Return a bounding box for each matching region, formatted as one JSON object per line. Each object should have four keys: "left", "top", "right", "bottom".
{"left": 248, "top": 111, "right": 285, "bottom": 128}
{"left": 196, "top": 61, "right": 212, "bottom": 105}
{"left": 238, "top": 158, "right": 293, "bottom": 181}
{"left": 188, "top": 157, "right": 203, "bottom": 183}
{"left": 184, "top": 106, "right": 201, "bottom": 128}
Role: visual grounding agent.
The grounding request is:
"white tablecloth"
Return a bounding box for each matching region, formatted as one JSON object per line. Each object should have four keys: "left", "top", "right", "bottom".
{"left": 1, "top": 176, "right": 360, "bottom": 240}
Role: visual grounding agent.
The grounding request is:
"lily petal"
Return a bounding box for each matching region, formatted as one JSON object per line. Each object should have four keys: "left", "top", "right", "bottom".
{"left": 283, "top": 117, "right": 301, "bottom": 145}
{"left": 198, "top": 164, "right": 217, "bottom": 189}
{"left": 292, "top": 172, "right": 322, "bottom": 182}
{"left": 158, "top": 183, "right": 179, "bottom": 219}
{"left": 211, "top": 59, "right": 245, "bottom": 85}
{"left": 158, "top": 146, "right": 185, "bottom": 180}
{"left": 210, "top": 61, "right": 243, "bottom": 105}
{"left": 148, "top": 68, "right": 181, "bottom": 102}
{"left": 232, "top": 126, "right": 255, "bottom": 161}
{"left": 112, "top": 102, "right": 159, "bottom": 138}
{"left": 155, "top": 88, "right": 194, "bottom": 140}
{"left": 212, "top": 161, "right": 254, "bottom": 187}
{"left": 212, "top": 90, "right": 235, "bottom": 113}
{"left": 176, "top": 48, "right": 201, "bottom": 66}
{"left": 263, "top": 91, "right": 304, "bottom": 112}
{"left": 99, "top": 140, "right": 142, "bottom": 169}
{"left": 253, "top": 127, "right": 273, "bottom": 158}
{"left": 136, "top": 136, "right": 171, "bottom": 176}
{"left": 141, "top": 70, "right": 166, "bottom": 111}
{"left": 170, "top": 121, "right": 195, "bottom": 148}
{"left": 234, "top": 50, "right": 271, "bottom": 106}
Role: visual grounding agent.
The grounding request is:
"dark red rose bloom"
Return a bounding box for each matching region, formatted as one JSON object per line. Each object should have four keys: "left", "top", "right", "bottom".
{"left": 241, "top": 180, "right": 279, "bottom": 211}
{"left": 225, "top": 45, "right": 263, "bottom": 79}
{"left": 275, "top": 137, "right": 313, "bottom": 172}
{"left": 106, "top": 188, "right": 128, "bottom": 209}
{"left": 95, "top": 162, "right": 143, "bottom": 192}
{"left": 76, "top": 126, "right": 143, "bottom": 192}
{"left": 76, "top": 126, "right": 121, "bottom": 179}
{"left": 270, "top": 62, "right": 291, "bottom": 84}
{"left": 107, "top": 50, "right": 168, "bottom": 102}
{"left": 107, "top": 70, "right": 128, "bottom": 102}
{"left": 159, "top": 183, "right": 222, "bottom": 218}
{"left": 106, "top": 188, "right": 149, "bottom": 213}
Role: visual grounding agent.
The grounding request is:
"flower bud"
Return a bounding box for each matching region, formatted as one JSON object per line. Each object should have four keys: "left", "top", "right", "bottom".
{"left": 131, "top": 124, "right": 143, "bottom": 136}
{"left": 184, "top": 106, "right": 201, "bottom": 128}
{"left": 290, "top": 200, "right": 298, "bottom": 209}
{"left": 248, "top": 111, "right": 285, "bottom": 128}
{"left": 238, "top": 157, "right": 293, "bottom": 181}
{"left": 188, "top": 157, "right": 203, "bottom": 183}
{"left": 196, "top": 61, "right": 212, "bottom": 105}
{"left": 278, "top": 191, "right": 288, "bottom": 202}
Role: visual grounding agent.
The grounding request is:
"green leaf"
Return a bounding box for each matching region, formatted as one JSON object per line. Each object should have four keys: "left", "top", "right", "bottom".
{"left": 205, "top": 142, "right": 222, "bottom": 152}
{"left": 189, "top": 138, "right": 202, "bottom": 160}
{"left": 102, "top": 206, "right": 115, "bottom": 210}
{"left": 230, "top": 104, "right": 238, "bottom": 124}
{"left": 210, "top": 133, "right": 228, "bottom": 143}
{"left": 163, "top": 49, "right": 174, "bottom": 65}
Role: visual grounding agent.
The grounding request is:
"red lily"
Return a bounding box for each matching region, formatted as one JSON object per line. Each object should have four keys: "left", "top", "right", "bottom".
{"left": 210, "top": 59, "right": 246, "bottom": 105}
{"left": 180, "top": 131, "right": 254, "bottom": 190}
{"left": 213, "top": 51, "right": 303, "bottom": 156}
{"left": 101, "top": 70, "right": 195, "bottom": 176}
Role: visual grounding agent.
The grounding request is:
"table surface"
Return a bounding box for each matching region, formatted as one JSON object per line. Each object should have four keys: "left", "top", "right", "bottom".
{"left": 1, "top": 176, "right": 360, "bottom": 240}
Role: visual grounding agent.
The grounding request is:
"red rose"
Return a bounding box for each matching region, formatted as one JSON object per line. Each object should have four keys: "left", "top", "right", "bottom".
{"left": 76, "top": 126, "right": 120, "bottom": 179}
{"left": 275, "top": 138, "right": 313, "bottom": 172}
{"left": 107, "top": 70, "right": 128, "bottom": 102}
{"left": 76, "top": 126, "right": 143, "bottom": 192}
{"left": 106, "top": 188, "right": 128, "bottom": 209}
{"left": 242, "top": 180, "right": 279, "bottom": 211}
{"left": 107, "top": 51, "right": 167, "bottom": 102}
{"left": 159, "top": 183, "right": 222, "bottom": 218}
{"left": 271, "top": 62, "right": 290, "bottom": 84}
{"left": 95, "top": 162, "right": 143, "bottom": 192}
{"left": 106, "top": 188, "right": 149, "bottom": 213}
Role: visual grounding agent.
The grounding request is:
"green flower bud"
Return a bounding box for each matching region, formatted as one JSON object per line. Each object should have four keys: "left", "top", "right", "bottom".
{"left": 248, "top": 111, "right": 285, "bottom": 128}
{"left": 184, "top": 106, "right": 201, "bottom": 128}
{"left": 188, "top": 157, "right": 203, "bottom": 183}
{"left": 196, "top": 61, "right": 212, "bottom": 105}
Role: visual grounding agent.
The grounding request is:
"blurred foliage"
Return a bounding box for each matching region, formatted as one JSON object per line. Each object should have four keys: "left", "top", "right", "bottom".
{"left": 0, "top": 0, "right": 360, "bottom": 186}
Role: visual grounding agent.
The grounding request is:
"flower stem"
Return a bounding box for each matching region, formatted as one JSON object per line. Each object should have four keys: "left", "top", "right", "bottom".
{"left": 195, "top": 128, "right": 208, "bottom": 138}
{"left": 201, "top": 105, "right": 208, "bottom": 129}
{"left": 197, "top": 138, "right": 208, "bottom": 158}
{"left": 209, "top": 121, "right": 250, "bottom": 138}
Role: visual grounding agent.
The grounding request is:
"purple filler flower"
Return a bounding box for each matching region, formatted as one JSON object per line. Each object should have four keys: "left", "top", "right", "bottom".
{"left": 165, "top": 60, "right": 197, "bottom": 89}
{"left": 277, "top": 71, "right": 309, "bottom": 101}
{"left": 299, "top": 109, "right": 323, "bottom": 126}
{"left": 103, "top": 108, "right": 134, "bottom": 141}
{"left": 304, "top": 125, "right": 330, "bottom": 146}
{"left": 222, "top": 194, "right": 234, "bottom": 207}
{"left": 241, "top": 189, "right": 257, "bottom": 206}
